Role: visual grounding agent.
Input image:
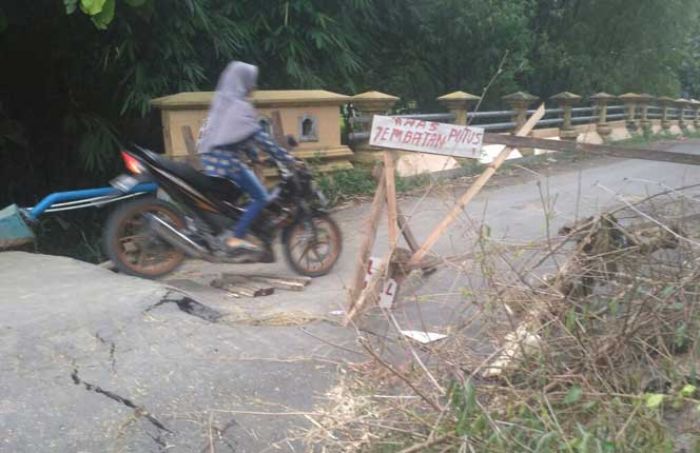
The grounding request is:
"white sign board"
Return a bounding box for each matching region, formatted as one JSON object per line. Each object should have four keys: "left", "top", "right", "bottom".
{"left": 364, "top": 257, "right": 398, "bottom": 309}
{"left": 370, "top": 115, "right": 484, "bottom": 159}
{"left": 379, "top": 278, "right": 398, "bottom": 309}
{"left": 364, "top": 256, "right": 383, "bottom": 285}
{"left": 400, "top": 330, "right": 448, "bottom": 344}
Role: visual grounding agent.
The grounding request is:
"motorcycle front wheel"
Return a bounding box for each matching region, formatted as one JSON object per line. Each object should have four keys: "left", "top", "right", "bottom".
{"left": 282, "top": 213, "right": 342, "bottom": 277}
{"left": 103, "top": 198, "right": 186, "bottom": 279}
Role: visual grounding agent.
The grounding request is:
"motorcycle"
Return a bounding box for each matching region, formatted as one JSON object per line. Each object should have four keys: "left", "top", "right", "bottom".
{"left": 103, "top": 141, "right": 342, "bottom": 279}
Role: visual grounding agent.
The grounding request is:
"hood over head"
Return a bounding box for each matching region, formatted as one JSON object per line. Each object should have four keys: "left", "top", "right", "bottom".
{"left": 216, "top": 62, "right": 258, "bottom": 99}
{"left": 199, "top": 61, "right": 262, "bottom": 152}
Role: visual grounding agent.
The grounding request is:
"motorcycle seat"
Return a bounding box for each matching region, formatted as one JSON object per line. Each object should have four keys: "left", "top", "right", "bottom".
{"left": 149, "top": 153, "right": 241, "bottom": 195}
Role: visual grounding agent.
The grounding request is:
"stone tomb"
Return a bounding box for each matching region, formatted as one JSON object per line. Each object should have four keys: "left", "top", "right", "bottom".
{"left": 151, "top": 90, "right": 354, "bottom": 173}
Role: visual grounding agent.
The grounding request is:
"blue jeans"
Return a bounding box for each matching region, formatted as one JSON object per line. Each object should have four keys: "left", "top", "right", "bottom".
{"left": 200, "top": 149, "right": 269, "bottom": 238}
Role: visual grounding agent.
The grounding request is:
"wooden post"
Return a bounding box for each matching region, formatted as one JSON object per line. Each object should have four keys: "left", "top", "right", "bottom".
{"left": 345, "top": 248, "right": 393, "bottom": 323}
{"left": 397, "top": 210, "right": 419, "bottom": 252}
{"left": 347, "top": 169, "right": 387, "bottom": 308}
{"left": 270, "top": 110, "right": 287, "bottom": 148}
{"left": 384, "top": 151, "right": 399, "bottom": 248}
{"left": 408, "top": 104, "right": 546, "bottom": 267}
{"left": 371, "top": 165, "right": 420, "bottom": 252}
{"left": 181, "top": 125, "right": 201, "bottom": 169}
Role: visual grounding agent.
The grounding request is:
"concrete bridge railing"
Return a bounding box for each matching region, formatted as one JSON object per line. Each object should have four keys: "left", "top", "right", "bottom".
{"left": 345, "top": 90, "right": 700, "bottom": 173}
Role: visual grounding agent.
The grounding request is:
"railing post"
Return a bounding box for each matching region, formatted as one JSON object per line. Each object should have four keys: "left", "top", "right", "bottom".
{"left": 692, "top": 99, "right": 700, "bottom": 129}
{"left": 437, "top": 91, "right": 481, "bottom": 125}
{"left": 503, "top": 91, "right": 539, "bottom": 131}
{"left": 501, "top": 91, "right": 539, "bottom": 156}
{"left": 550, "top": 91, "right": 581, "bottom": 140}
{"left": 638, "top": 93, "right": 653, "bottom": 134}
{"left": 657, "top": 96, "right": 674, "bottom": 131}
{"left": 351, "top": 91, "right": 399, "bottom": 164}
{"left": 618, "top": 93, "right": 642, "bottom": 134}
{"left": 502, "top": 91, "right": 538, "bottom": 156}
{"left": 676, "top": 98, "right": 690, "bottom": 131}
{"left": 590, "top": 92, "right": 615, "bottom": 142}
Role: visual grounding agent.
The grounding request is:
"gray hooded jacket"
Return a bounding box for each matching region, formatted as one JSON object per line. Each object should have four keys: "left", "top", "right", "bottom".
{"left": 199, "top": 62, "right": 261, "bottom": 154}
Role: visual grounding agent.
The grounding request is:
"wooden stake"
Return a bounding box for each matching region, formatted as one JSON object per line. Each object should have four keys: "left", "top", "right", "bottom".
{"left": 270, "top": 110, "right": 287, "bottom": 147}
{"left": 371, "top": 167, "right": 420, "bottom": 253}
{"left": 181, "top": 125, "right": 201, "bottom": 169}
{"left": 397, "top": 209, "right": 419, "bottom": 252}
{"left": 347, "top": 169, "right": 387, "bottom": 309}
{"left": 345, "top": 249, "right": 393, "bottom": 324}
{"left": 211, "top": 278, "right": 275, "bottom": 297}
{"left": 384, "top": 151, "right": 399, "bottom": 248}
{"left": 408, "top": 104, "right": 546, "bottom": 266}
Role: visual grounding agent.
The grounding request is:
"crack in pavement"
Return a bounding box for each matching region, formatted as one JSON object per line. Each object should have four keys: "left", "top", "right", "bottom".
{"left": 198, "top": 417, "right": 238, "bottom": 453}
{"left": 94, "top": 332, "right": 117, "bottom": 373}
{"left": 147, "top": 291, "right": 224, "bottom": 323}
{"left": 70, "top": 368, "right": 173, "bottom": 444}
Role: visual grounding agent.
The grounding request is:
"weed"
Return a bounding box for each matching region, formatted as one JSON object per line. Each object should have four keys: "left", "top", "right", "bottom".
{"left": 303, "top": 187, "right": 700, "bottom": 452}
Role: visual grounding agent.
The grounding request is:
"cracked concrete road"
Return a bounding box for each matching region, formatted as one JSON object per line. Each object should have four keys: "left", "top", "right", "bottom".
{"left": 2, "top": 140, "right": 700, "bottom": 452}
{"left": 0, "top": 252, "right": 358, "bottom": 452}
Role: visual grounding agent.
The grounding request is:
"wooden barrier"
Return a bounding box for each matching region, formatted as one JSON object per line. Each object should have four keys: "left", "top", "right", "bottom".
{"left": 346, "top": 102, "right": 700, "bottom": 322}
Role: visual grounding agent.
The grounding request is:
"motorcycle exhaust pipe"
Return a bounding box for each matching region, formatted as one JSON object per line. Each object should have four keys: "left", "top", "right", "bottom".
{"left": 145, "top": 213, "right": 209, "bottom": 259}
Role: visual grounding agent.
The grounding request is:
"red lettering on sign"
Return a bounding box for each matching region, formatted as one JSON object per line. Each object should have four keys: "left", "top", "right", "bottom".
{"left": 403, "top": 131, "right": 413, "bottom": 143}
{"left": 385, "top": 280, "right": 395, "bottom": 296}
{"left": 459, "top": 129, "right": 470, "bottom": 144}
{"left": 372, "top": 126, "right": 384, "bottom": 142}
{"left": 429, "top": 121, "right": 438, "bottom": 132}
{"left": 403, "top": 119, "right": 416, "bottom": 128}
{"left": 380, "top": 128, "right": 391, "bottom": 141}
{"left": 448, "top": 127, "right": 459, "bottom": 141}
{"left": 416, "top": 121, "right": 427, "bottom": 130}
{"left": 393, "top": 117, "right": 403, "bottom": 126}
{"left": 411, "top": 132, "right": 423, "bottom": 146}
{"left": 390, "top": 128, "right": 403, "bottom": 141}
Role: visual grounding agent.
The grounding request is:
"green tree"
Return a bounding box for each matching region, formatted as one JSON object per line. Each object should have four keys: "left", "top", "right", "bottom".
{"left": 0, "top": 0, "right": 370, "bottom": 204}
{"left": 526, "top": 0, "right": 700, "bottom": 97}
{"left": 353, "top": 0, "right": 533, "bottom": 109}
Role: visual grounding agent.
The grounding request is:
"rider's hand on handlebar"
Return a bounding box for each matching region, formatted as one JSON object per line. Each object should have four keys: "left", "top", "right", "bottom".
{"left": 292, "top": 157, "right": 307, "bottom": 172}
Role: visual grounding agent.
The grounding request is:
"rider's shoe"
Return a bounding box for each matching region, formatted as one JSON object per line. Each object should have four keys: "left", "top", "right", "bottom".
{"left": 221, "top": 233, "right": 262, "bottom": 254}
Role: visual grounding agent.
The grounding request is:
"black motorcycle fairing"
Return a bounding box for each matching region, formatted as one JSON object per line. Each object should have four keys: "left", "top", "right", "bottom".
{"left": 127, "top": 146, "right": 244, "bottom": 217}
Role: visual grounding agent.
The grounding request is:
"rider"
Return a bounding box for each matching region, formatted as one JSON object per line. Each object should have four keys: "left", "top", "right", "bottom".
{"left": 198, "top": 61, "right": 296, "bottom": 253}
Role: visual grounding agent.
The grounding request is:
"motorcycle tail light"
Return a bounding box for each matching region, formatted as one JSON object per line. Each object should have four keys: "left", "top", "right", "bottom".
{"left": 121, "top": 151, "right": 144, "bottom": 175}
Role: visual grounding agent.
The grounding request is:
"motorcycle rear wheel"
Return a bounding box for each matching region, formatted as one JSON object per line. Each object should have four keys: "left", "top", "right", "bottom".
{"left": 282, "top": 213, "right": 342, "bottom": 277}
{"left": 104, "top": 197, "right": 186, "bottom": 279}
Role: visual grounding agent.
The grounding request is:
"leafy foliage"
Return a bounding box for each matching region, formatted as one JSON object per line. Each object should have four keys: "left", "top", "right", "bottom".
{"left": 352, "top": 0, "right": 533, "bottom": 108}
{"left": 526, "top": 0, "right": 700, "bottom": 97}
{"left": 1, "top": 0, "right": 700, "bottom": 210}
